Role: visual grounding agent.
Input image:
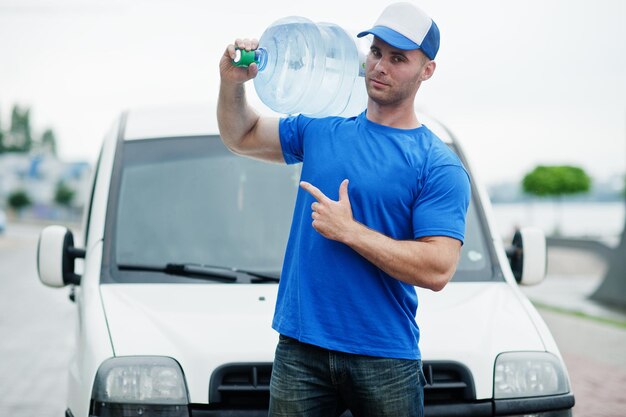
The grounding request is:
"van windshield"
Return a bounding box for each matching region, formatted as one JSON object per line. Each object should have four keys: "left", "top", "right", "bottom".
{"left": 104, "top": 136, "right": 499, "bottom": 283}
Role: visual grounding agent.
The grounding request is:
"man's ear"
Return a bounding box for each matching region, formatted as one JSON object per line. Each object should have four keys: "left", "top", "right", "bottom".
{"left": 420, "top": 60, "right": 436, "bottom": 81}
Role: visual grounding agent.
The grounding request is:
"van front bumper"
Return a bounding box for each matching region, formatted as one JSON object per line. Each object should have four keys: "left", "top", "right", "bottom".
{"left": 425, "top": 392, "right": 575, "bottom": 416}
{"left": 182, "top": 393, "right": 575, "bottom": 417}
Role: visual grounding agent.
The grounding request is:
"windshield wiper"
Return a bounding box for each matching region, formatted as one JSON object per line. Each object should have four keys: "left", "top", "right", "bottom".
{"left": 243, "top": 270, "right": 280, "bottom": 282}
{"left": 118, "top": 263, "right": 237, "bottom": 282}
{"left": 117, "top": 263, "right": 280, "bottom": 283}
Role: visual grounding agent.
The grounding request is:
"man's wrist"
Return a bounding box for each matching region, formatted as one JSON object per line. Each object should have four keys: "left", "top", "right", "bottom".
{"left": 340, "top": 219, "right": 366, "bottom": 247}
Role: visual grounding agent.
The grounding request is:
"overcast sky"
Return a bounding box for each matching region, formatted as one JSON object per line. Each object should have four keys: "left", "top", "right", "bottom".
{"left": 1, "top": 0, "right": 624, "bottom": 185}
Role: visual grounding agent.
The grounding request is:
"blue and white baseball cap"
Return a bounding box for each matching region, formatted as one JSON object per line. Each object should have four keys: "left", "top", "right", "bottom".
{"left": 357, "top": 2, "right": 440, "bottom": 60}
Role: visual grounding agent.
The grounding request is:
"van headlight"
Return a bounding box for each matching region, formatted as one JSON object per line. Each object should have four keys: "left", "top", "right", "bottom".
{"left": 90, "top": 356, "right": 190, "bottom": 417}
{"left": 494, "top": 352, "right": 570, "bottom": 399}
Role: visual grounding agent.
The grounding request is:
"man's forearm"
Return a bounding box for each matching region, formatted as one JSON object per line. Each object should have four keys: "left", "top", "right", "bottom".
{"left": 341, "top": 223, "right": 458, "bottom": 290}
{"left": 300, "top": 180, "right": 461, "bottom": 290}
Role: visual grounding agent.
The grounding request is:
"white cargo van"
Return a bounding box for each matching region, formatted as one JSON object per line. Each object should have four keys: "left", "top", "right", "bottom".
{"left": 37, "top": 103, "right": 574, "bottom": 417}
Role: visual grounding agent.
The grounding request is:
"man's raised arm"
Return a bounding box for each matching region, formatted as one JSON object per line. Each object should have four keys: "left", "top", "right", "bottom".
{"left": 217, "top": 38, "right": 283, "bottom": 163}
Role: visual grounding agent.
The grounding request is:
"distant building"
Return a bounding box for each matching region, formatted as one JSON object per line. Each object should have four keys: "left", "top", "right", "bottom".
{"left": 0, "top": 152, "right": 92, "bottom": 221}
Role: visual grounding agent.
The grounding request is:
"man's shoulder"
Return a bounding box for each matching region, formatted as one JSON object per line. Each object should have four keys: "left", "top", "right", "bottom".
{"left": 419, "top": 127, "right": 460, "bottom": 164}
{"left": 280, "top": 113, "right": 357, "bottom": 132}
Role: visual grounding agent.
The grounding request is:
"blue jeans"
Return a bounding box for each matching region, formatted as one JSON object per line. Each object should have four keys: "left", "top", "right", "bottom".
{"left": 269, "top": 335, "right": 426, "bottom": 417}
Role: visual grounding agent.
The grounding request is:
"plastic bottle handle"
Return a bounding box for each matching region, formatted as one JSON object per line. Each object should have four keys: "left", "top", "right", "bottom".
{"left": 232, "top": 48, "right": 257, "bottom": 67}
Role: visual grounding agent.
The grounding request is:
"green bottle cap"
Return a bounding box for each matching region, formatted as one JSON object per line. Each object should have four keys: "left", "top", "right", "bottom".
{"left": 232, "top": 48, "right": 256, "bottom": 67}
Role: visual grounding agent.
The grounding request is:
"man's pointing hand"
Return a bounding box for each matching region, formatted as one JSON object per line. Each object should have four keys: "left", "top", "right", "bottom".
{"left": 300, "top": 179, "right": 356, "bottom": 242}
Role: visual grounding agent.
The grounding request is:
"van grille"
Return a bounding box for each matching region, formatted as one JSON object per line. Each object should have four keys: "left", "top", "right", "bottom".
{"left": 209, "top": 361, "right": 474, "bottom": 407}
{"left": 423, "top": 361, "right": 475, "bottom": 403}
{"left": 209, "top": 363, "right": 272, "bottom": 408}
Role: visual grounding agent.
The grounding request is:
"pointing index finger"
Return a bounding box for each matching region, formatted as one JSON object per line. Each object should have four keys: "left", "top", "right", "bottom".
{"left": 300, "top": 181, "right": 330, "bottom": 203}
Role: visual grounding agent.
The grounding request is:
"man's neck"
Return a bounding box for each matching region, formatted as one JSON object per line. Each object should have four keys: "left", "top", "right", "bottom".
{"left": 365, "top": 100, "right": 421, "bottom": 129}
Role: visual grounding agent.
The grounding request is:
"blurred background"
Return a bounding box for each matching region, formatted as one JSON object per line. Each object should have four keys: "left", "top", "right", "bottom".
{"left": 0, "top": 0, "right": 625, "bottom": 416}
{"left": 0, "top": 0, "right": 624, "bottom": 237}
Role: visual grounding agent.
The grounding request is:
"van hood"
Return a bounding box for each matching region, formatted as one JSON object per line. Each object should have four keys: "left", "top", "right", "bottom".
{"left": 100, "top": 283, "right": 279, "bottom": 404}
{"left": 101, "top": 281, "right": 546, "bottom": 402}
{"left": 416, "top": 282, "right": 546, "bottom": 398}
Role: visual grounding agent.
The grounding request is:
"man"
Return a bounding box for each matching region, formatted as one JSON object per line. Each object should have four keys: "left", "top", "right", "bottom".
{"left": 217, "top": 2, "right": 470, "bottom": 416}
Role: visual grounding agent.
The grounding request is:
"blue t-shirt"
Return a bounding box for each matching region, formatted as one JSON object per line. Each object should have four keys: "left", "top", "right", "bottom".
{"left": 273, "top": 111, "right": 471, "bottom": 359}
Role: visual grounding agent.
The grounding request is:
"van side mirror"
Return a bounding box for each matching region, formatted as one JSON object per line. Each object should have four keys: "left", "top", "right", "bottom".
{"left": 506, "top": 227, "right": 547, "bottom": 286}
{"left": 37, "top": 225, "right": 86, "bottom": 287}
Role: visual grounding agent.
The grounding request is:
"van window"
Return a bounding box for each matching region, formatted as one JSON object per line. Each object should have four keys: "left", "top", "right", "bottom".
{"left": 104, "top": 136, "right": 498, "bottom": 283}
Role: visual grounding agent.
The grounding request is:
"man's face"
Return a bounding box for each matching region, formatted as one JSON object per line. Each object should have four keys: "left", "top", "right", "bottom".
{"left": 365, "top": 37, "right": 434, "bottom": 106}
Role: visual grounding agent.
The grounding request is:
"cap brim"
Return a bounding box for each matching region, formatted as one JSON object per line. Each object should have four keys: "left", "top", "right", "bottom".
{"left": 357, "top": 26, "right": 419, "bottom": 51}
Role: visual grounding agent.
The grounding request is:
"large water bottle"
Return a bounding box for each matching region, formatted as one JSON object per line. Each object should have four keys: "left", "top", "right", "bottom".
{"left": 233, "top": 16, "right": 368, "bottom": 118}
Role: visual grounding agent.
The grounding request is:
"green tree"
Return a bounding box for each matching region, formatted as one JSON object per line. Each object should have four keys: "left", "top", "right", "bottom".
{"left": 7, "top": 189, "right": 32, "bottom": 212}
{"left": 54, "top": 181, "right": 75, "bottom": 207}
{"left": 40, "top": 128, "right": 58, "bottom": 156}
{"left": 522, "top": 165, "right": 592, "bottom": 234}
{"left": 6, "top": 105, "right": 33, "bottom": 153}
{"left": 522, "top": 165, "right": 591, "bottom": 197}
